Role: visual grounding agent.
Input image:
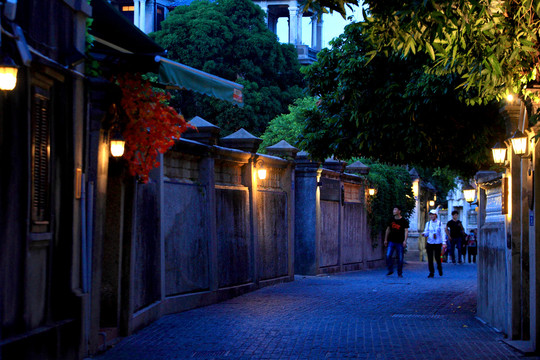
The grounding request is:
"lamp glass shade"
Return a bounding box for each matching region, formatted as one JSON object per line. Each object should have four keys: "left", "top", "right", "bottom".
{"left": 257, "top": 168, "right": 267, "bottom": 180}
{"left": 429, "top": 200, "right": 435, "bottom": 207}
{"left": 0, "top": 65, "right": 17, "bottom": 90}
{"left": 368, "top": 188, "right": 376, "bottom": 196}
{"left": 463, "top": 188, "right": 476, "bottom": 203}
{"left": 491, "top": 143, "right": 507, "bottom": 164}
{"left": 110, "top": 139, "right": 125, "bottom": 157}
{"left": 510, "top": 130, "right": 528, "bottom": 155}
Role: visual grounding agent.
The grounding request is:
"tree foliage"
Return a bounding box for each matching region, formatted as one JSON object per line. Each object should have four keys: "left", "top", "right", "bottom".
{"left": 363, "top": 161, "right": 415, "bottom": 243}
{"left": 299, "top": 0, "right": 360, "bottom": 19}
{"left": 259, "top": 97, "right": 317, "bottom": 152}
{"left": 415, "top": 166, "right": 460, "bottom": 208}
{"left": 300, "top": 24, "right": 506, "bottom": 175}
{"left": 360, "top": 0, "right": 540, "bottom": 104}
{"left": 151, "top": 0, "right": 304, "bottom": 136}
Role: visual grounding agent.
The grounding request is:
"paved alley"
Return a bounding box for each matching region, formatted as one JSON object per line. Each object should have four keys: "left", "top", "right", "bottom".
{"left": 93, "top": 261, "right": 532, "bottom": 360}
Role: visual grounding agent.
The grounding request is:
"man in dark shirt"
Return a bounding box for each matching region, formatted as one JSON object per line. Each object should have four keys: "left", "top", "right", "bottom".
{"left": 384, "top": 205, "right": 409, "bottom": 277}
{"left": 446, "top": 210, "right": 465, "bottom": 264}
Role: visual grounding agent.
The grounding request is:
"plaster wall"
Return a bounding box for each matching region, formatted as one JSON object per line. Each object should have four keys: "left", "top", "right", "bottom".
{"left": 476, "top": 183, "right": 509, "bottom": 335}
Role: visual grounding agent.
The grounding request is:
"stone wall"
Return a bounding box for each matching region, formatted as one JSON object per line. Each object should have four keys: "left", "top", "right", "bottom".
{"left": 125, "top": 140, "right": 295, "bottom": 333}
{"left": 295, "top": 163, "right": 384, "bottom": 275}
{"left": 476, "top": 172, "right": 509, "bottom": 335}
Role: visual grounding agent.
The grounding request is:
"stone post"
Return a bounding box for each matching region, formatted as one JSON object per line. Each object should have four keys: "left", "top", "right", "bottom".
{"left": 501, "top": 100, "right": 525, "bottom": 340}
{"left": 294, "top": 151, "right": 321, "bottom": 275}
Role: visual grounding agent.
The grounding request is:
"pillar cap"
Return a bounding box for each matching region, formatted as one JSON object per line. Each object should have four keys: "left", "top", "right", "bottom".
{"left": 182, "top": 116, "right": 221, "bottom": 145}
{"left": 323, "top": 156, "right": 345, "bottom": 172}
{"left": 409, "top": 167, "right": 420, "bottom": 181}
{"left": 220, "top": 128, "right": 263, "bottom": 153}
{"left": 266, "top": 140, "right": 300, "bottom": 159}
{"left": 346, "top": 161, "right": 370, "bottom": 175}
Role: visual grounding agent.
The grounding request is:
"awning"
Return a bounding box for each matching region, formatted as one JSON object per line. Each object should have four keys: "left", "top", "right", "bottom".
{"left": 155, "top": 56, "right": 244, "bottom": 107}
{"left": 89, "top": 0, "right": 244, "bottom": 106}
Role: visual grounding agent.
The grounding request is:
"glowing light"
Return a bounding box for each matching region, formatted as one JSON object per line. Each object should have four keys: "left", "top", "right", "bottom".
{"left": 0, "top": 61, "right": 17, "bottom": 90}
{"left": 510, "top": 130, "right": 527, "bottom": 155}
{"left": 491, "top": 142, "right": 507, "bottom": 164}
{"left": 110, "top": 139, "right": 125, "bottom": 157}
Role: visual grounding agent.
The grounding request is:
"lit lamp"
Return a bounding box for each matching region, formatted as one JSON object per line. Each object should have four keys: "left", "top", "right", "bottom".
{"left": 463, "top": 184, "right": 476, "bottom": 204}
{"left": 510, "top": 130, "right": 528, "bottom": 156}
{"left": 491, "top": 142, "right": 507, "bottom": 164}
{"left": 0, "top": 56, "right": 18, "bottom": 91}
{"left": 256, "top": 159, "right": 266, "bottom": 180}
{"left": 110, "top": 133, "right": 125, "bottom": 157}
{"left": 428, "top": 200, "right": 435, "bottom": 207}
{"left": 368, "top": 188, "right": 376, "bottom": 196}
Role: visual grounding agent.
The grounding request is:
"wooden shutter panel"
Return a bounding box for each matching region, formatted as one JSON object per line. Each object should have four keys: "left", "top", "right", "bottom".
{"left": 31, "top": 89, "right": 51, "bottom": 232}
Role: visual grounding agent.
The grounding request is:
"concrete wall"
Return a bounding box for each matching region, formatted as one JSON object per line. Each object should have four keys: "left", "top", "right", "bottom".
{"left": 295, "top": 164, "right": 384, "bottom": 275}
{"left": 476, "top": 173, "right": 509, "bottom": 335}
{"left": 118, "top": 140, "right": 295, "bottom": 334}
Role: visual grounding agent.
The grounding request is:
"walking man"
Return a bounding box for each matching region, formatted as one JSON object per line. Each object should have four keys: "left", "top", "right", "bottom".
{"left": 446, "top": 210, "right": 466, "bottom": 264}
{"left": 384, "top": 205, "right": 409, "bottom": 278}
{"left": 423, "top": 209, "right": 447, "bottom": 277}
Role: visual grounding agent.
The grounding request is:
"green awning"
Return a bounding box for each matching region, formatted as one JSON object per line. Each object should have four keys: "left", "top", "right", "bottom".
{"left": 155, "top": 56, "right": 244, "bottom": 107}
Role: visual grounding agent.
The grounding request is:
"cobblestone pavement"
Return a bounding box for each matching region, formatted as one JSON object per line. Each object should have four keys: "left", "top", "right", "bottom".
{"left": 93, "top": 261, "right": 536, "bottom": 360}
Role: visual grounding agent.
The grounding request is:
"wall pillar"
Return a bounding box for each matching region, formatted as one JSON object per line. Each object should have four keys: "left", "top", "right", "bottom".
{"left": 294, "top": 154, "right": 321, "bottom": 275}
{"left": 315, "top": 17, "right": 323, "bottom": 50}
{"left": 139, "top": 0, "right": 146, "bottom": 32}
{"left": 532, "top": 126, "right": 540, "bottom": 350}
{"left": 133, "top": 0, "right": 140, "bottom": 28}
{"left": 288, "top": 6, "right": 300, "bottom": 45}
{"left": 502, "top": 100, "right": 524, "bottom": 340}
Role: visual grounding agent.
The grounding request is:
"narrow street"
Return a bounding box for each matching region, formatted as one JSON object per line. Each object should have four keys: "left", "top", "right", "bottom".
{"left": 93, "top": 262, "right": 530, "bottom": 360}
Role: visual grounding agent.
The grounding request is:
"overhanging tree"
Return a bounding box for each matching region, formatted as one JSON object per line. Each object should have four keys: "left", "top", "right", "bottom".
{"left": 305, "top": 0, "right": 540, "bottom": 104}
{"left": 259, "top": 96, "right": 317, "bottom": 151}
{"left": 300, "top": 24, "right": 505, "bottom": 175}
{"left": 151, "top": 0, "right": 304, "bottom": 136}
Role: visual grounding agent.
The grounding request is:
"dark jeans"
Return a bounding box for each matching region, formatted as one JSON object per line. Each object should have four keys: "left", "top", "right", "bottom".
{"left": 468, "top": 247, "right": 477, "bottom": 263}
{"left": 386, "top": 242, "right": 404, "bottom": 275}
{"left": 449, "top": 237, "right": 463, "bottom": 263}
{"left": 426, "top": 243, "right": 443, "bottom": 276}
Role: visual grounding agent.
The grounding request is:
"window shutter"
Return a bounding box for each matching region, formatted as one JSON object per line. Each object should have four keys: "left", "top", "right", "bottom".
{"left": 31, "top": 89, "right": 51, "bottom": 232}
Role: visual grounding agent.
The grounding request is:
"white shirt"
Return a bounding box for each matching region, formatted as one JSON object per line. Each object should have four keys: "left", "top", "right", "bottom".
{"left": 423, "top": 219, "right": 447, "bottom": 245}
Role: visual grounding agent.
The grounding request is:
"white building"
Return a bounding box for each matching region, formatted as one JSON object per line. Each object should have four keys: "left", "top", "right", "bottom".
{"left": 110, "top": 0, "right": 322, "bottom": 64}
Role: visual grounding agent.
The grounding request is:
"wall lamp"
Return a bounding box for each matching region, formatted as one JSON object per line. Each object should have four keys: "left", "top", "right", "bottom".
{"left": 110, "top": 133, "right": 125, "bottom": 157}
{"left": 510, "top": 130, "right": 529, "bottom": 157}
{"left": 256, "top": 159, "right": 267, "bottom": 180}
{"left": 0, "top": 55, "right": 18, "bottom": 91}
{"left": 368, "top": 188, "right": 376, "bottom": 196}
{"left": 463, "top": 184, "right": 476, "bottom": 204}
{"left": 428, "top": 200, "right": 435, "bottom": 207}
{"left": 491, "top": 142, "right": 508, "bottom": 166}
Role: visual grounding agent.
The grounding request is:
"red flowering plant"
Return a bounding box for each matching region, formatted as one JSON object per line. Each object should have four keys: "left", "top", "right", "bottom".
{"left": 113, "top": 73, "right": 193, "bottom": 183}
